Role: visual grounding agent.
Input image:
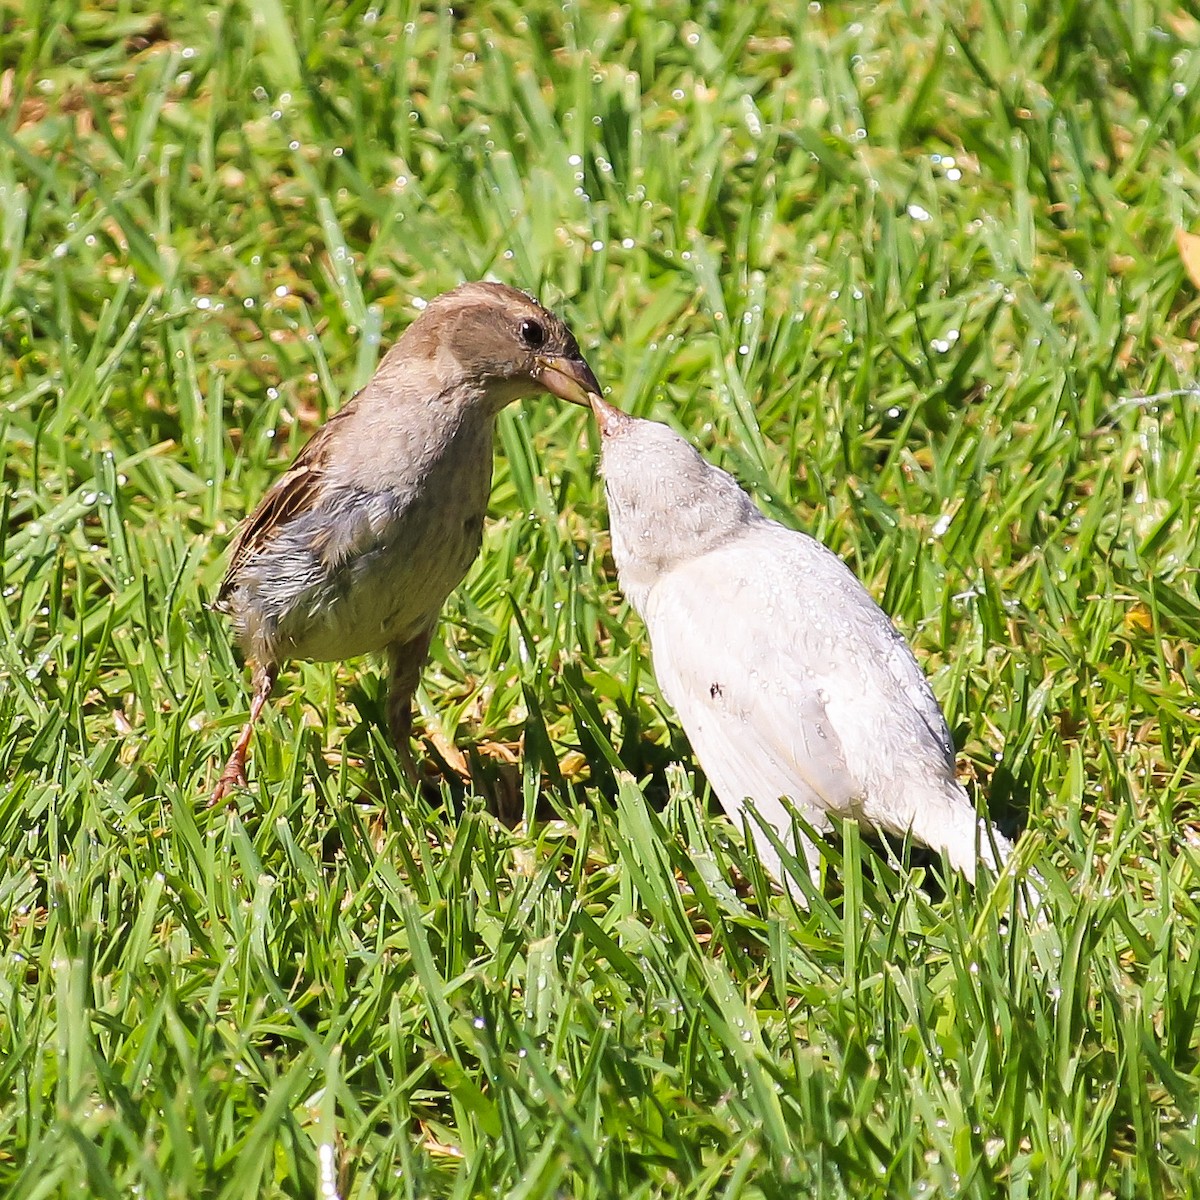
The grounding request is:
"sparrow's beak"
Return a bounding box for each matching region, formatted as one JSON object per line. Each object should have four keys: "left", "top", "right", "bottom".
{"left": 588, "top": 391, "right": 634, "bottom": 438}
{"left": 537, "top": 354, "right": 603, "bottom": 407}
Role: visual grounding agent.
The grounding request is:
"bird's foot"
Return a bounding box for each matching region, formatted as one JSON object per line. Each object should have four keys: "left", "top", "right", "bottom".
{"left": 208, "top": 755, "right": 248, "bottom": 806}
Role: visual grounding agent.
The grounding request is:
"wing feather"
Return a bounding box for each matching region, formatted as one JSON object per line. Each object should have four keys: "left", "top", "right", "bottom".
{"left": 640, "top": 525, "right": 964, "bottom": 862}
{"left": 216, "top": 406, "right": 355, "bottom": 608}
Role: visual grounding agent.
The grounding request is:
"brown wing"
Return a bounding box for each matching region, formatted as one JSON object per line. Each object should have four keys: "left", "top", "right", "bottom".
{"left": 215, "top": 406, "right": 353, "bottom": 609}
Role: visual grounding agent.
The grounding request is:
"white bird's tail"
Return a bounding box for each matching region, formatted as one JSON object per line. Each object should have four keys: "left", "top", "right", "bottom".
{"left": 911, "top": 795, "right": 1044, "bottom": 916}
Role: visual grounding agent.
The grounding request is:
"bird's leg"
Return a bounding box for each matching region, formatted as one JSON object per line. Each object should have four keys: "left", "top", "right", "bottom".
{"left": 387, "top": 626, "right": 435, "bottom": 785}
{"left": 797, "top": 831, "right": 824, "bottom": 891}
{"left": 772, "top": 828, "right": 823, "bottom": 909}
{"left": 209, "top": 662, "right": 277, "bottom": 805}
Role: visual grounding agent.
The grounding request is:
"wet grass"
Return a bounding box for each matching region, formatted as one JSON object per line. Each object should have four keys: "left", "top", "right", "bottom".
{"left": 2, "top": 0, "right": 1200, "bottom": 1195}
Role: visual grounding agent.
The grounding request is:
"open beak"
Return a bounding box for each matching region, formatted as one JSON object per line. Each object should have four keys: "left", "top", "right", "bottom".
{"left": 536, "top": 354, "right": 603, "bottom": 407}
{"left": 588, "top": 391, "right": 634, "bottom": 438}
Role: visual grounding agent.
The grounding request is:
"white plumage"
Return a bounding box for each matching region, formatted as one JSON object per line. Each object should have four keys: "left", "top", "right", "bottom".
{"left": 591, "top": 395, "right": 1014, "bottom": 892}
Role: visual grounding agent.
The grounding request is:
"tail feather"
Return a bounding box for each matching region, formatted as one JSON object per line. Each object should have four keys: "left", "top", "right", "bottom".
{"left": 899, "top": 788, "right": 1013, "bottom": 882}
{"left": 911, "top": 798, "right": 1044, "bottom": 917}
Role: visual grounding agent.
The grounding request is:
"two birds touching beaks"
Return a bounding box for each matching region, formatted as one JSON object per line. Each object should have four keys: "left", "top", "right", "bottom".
{"left": 213, "top": 280, "right": 1026, "bottom": 901}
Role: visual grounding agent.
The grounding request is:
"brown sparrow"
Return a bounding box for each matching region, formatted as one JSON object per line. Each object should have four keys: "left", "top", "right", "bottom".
{"left": 210, "top": 281, "right": 600, "bottom": 802}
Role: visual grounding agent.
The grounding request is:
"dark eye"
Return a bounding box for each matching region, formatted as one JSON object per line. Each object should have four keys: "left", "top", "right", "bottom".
{"left": 518, "top": 319, "right": 546, "bottom": 349}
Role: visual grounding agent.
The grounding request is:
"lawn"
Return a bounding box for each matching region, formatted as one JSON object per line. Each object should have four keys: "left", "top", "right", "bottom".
{"left": 2, "top": 0, "right": 1200, "bottom": 1196}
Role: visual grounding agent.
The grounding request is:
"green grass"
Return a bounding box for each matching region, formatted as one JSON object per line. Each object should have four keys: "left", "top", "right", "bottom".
{"left": 2, "top": 0, "right": 1200, "bottom": 1195}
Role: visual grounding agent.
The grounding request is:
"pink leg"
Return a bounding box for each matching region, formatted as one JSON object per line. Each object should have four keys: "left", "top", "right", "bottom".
{"left": 209, "top": 664, "right": 277, "bottom": 805}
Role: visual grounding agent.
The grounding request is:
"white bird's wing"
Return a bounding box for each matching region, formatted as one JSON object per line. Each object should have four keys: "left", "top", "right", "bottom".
{"left": 639, "top": 524, "right": 970, "bottom": 878}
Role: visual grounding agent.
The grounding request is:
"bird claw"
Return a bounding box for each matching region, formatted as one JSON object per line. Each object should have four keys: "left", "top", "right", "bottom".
{"left": 208, "top": 759, "right": 248, "bottom": 806}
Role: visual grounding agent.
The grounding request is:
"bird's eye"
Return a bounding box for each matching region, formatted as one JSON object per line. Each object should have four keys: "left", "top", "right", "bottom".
{"left": 518, "top": 319, "right": 546, "bottom": 349}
